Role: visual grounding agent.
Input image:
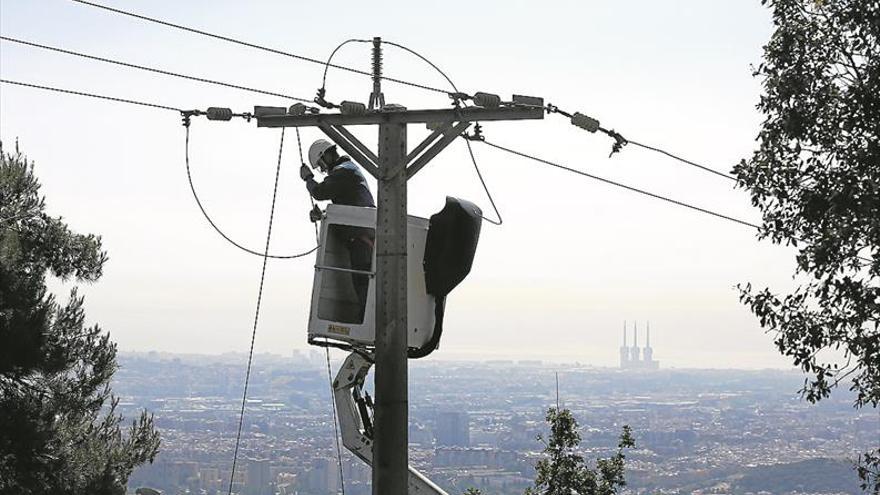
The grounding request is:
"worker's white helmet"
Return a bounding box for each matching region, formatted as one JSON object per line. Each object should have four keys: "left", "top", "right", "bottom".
{"left": 308, "top": 139, "right": 336, "bottom": 170}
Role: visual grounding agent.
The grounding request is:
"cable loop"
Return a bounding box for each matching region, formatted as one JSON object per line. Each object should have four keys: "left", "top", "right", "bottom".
{"left": 184, "top": 125, "right": 319, "bottom": 259}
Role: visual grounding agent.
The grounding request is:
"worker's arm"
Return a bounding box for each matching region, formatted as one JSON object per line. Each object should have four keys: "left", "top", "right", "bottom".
{"left": 305, "top": 169, "right": 345, "bottom": 201}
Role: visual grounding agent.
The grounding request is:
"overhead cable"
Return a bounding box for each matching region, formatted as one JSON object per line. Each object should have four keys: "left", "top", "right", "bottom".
{"left": 627, "top": 139, "right": 737, "bottom": 182}
{"left": 320, "top": 38, "right": 370, "bottom": 91}
{"left": 227, "top": 128, "right": 286, "bottom": 495}
{"left": 324, "top": 346, "right": 346, "bottom": 495}
{"left": 1, "top": 35, "right": 311, "bottom": 102}
{"left": 548, "top": 104, "right": 737, "bottom": 181}
{"left": 379, "top": 40, "right": 504, "bottom": 225}
{"left": 70, "top": 0, "right": 448, "bottom": 95}
{"left": 0, "top": 78, "right": 181, "bottom": 112}
{"left": 295, "top": 128, "right": 321, "bottom": 243}
{"left": 464, "top": 139, "right": 502, "bottom": 225}
{"left": 184, "top": 125, "right": 319, "bottom": 259}
{"left": 480, "top": 140, "right": 761, "bottom": 231}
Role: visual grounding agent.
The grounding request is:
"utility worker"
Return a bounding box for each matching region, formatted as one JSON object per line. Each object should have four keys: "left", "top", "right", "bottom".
{"left": 300, "top": 139, "right": 375, "bottom": 321}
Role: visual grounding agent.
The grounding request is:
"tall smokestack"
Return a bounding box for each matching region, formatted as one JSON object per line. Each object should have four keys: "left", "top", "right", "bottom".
{"left": 620, "top": 321, "right": 630, "bottom": 368}
{"left": 631, "top": 322, "right": 640, "bottom": 362}
{"left": 644, "top": 321, "right": 655, "bottom": 368}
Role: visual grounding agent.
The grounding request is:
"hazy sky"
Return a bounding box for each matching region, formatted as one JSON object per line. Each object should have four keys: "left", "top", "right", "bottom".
{"left": 0, "top": 0, "right": 798, "bottom": 368}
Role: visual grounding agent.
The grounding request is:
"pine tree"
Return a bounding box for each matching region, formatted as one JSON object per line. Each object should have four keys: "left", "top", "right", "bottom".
{"left": 526, "top": 408, "right": 634, "bottom": 495}
{"left": 0, "top": 142, "right": 160, "bottom": 494}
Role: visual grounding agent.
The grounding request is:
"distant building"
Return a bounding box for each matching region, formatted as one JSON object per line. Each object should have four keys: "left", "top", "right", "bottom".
{"left": 436, "top": 411, "right": 470, "bottom": 447}
{"left": 303, "top": 458, "right": 339, "bottom": 494}
{"left": 620, "top": 321, "right": 659, "bottom": 370}
{"left": 246, "top": 458, "right": 272, "bottom": 495}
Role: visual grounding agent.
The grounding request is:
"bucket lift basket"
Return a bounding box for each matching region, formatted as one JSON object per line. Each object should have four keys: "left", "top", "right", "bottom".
{"left": 307, "top": 198, "right": 482, "bottom": 358}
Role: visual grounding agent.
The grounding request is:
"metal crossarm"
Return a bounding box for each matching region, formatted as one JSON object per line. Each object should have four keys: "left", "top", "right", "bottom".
{"left": 256, "top": 105, "right": 543, "bottom": 127}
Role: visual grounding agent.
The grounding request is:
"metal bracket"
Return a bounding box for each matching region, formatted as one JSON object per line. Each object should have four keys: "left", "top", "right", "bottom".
{"left": 318, "top": 124, "right": 381, "bottom": 178}
{"left": 406, "top": 121, "right": 472, "bottom": 179}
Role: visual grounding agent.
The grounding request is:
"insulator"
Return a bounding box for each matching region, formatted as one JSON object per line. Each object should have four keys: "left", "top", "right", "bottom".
{"left": 206, "top": 107, "right": 233, "bottom": 121}
{"left": 288, "top": 103, "right": 307, "bottom": 116}
{"left": 372, "top": 37, "right": 383, "bottom": 80}
{"left": 340, "top": 100, "right": 367, "bottom": 115}
{"left": 473, "top": 92, "right": 501, "bottom": 109}
{"left": 571, "top": 112, "right": 600, "bottom": 133}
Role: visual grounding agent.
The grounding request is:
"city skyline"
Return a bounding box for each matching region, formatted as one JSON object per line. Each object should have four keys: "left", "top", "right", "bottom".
{"left": 116, "top": 351, "right": 873, "bottom": 495}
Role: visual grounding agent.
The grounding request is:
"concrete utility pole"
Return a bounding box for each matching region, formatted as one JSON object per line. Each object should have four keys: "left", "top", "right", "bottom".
{"left": 255, "top": 42, "right": 543, "bottom": 495}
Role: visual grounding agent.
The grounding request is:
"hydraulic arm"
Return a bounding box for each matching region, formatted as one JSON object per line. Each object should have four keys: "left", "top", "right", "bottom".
{"left": 332, "top": 351, "right": 449, "bottom": 495}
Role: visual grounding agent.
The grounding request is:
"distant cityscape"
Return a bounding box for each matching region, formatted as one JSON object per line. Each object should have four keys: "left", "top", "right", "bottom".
{"left": 116, "top": 341, "right": 874, "bottom": 495}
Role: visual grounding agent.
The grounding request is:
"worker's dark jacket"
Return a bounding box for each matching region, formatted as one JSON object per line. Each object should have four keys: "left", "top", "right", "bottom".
{"left": 306, "top": 157, "right": 375, "bottom": 246}
{"left": 305, "top": 158, "right": 375, "bottom": 208}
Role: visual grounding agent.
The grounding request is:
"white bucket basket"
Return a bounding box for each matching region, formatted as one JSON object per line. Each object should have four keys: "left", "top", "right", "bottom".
{"left": 308, "top": 204, "right": 436, "bottom": 350}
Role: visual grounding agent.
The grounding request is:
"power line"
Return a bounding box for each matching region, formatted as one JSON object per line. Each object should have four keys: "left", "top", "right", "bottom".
{"left": 321, "top": 38, "right": 370, "bottom": 91}
{"left": 464, "top": 139, "right": 503, "bottom": 225}
{"left": 0, "top": 78, "right": 181, "bottom": 112}
{"left": 378, "top": 39, "right": 505, "bottom": 226}
{"left": 324, "top": 346, "right": 346, "bottom": 495}
{"left": 480, "top": 140, "right": 762, "bottom": 231}
{"left": 227, "top": 128, "right": 285, "bottom": 495}
{"left": 627, "top": 139, "right": 737, "bottom": 182}
{"left": 545, "top": 104, "right": 737, "bottom": 181}
{"left": 70, "top": 0, "right": 449, "bottom": 95}
{"left": 295, "top": 128, "right": 321, "bottom": 244}
{"left": 184, "top": 125, "right": 319, "bottom": 259}
{"left": 1, "top": 35, "right": 311, "bottom": 102}
{"left": 2, "top": 79, "right": 320, "bottom": 258}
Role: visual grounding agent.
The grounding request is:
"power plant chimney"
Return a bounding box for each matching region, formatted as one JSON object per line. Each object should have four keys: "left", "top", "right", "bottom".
{"left": 630, "top": 322, "right": 641, "bottom": 362}
{"left": 644, "top": 321, "right": 654, "bottom": 363}
{"left": 619, "top": 321, "right": 630, "bottom": 368}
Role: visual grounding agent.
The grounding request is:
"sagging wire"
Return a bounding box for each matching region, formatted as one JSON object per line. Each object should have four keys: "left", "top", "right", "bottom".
{"left": 183, "top": 118, "right": 319, "bottom": 259}
{"left": 316, "top": 38, "right": 371, "bottom": 108}
{"left": 378, "top": 40, "right": 505, "bottom": 226}
{"left": 227, "top": 128, "right": 286, "bottom": 495}
{"left": 324, "top": 343, "right": 346, "bottom": 495}
{"left": 462, "top": 124, "right": 502, "bottom": 225}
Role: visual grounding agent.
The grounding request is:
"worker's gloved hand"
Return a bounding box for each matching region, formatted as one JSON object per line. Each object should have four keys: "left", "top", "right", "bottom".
{"left": 300, "top": 164, "right": 314, "bottom": 181}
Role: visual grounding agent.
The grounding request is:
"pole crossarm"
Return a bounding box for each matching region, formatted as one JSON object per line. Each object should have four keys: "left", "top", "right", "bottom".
{"left": 318, "top": 124, "right": 381, "bottom": 178}
{"left": 334, "top": 124, "right": 380, "bottom": 165}
{"left": 405, "top": 121, "right": 452, "bottom": 164}
{"left": 256, "top": 105, "right": 543, "bottom": 127}
{"left": 406, "top": 121, "right": 472, "bottom": 179}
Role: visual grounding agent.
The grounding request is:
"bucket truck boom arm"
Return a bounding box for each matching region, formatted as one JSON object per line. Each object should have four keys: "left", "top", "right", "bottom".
{"left": 332, "top": 351, "right": 449, "bottom": 495}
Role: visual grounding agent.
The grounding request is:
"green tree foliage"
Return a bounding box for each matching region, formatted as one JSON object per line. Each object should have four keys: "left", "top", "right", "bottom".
{"left": 525, "top": 408, "right": 634, "bottom": 495}
{"left": 0, "top": 142, "right": 160, "bottom": 494}
{"left": 734, "top": 0, "right": 879, "bottom": 491}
